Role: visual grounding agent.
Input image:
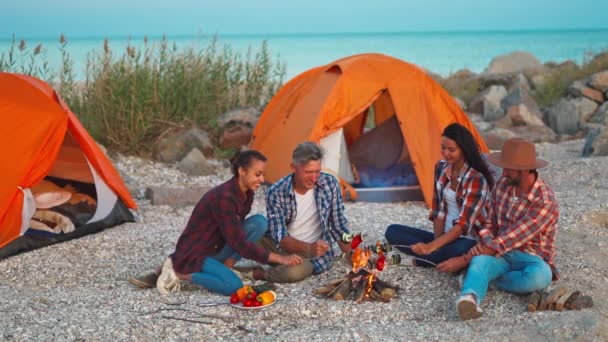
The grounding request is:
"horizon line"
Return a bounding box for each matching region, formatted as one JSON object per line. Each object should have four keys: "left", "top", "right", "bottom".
{"left": 3, "top": 27, "right": 608, "bottom": 42}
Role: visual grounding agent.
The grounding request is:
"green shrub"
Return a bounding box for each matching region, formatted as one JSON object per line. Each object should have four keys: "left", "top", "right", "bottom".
{"left": 1, "top": 34, "right": 286, "bottom": 155}
{"left": 534, "top": 49, "right": 608, "bottom": 107}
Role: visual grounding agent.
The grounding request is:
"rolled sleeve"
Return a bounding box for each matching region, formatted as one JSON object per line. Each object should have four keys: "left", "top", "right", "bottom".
{"left": 327, "top": 176, "right": 350, "bottom": 241}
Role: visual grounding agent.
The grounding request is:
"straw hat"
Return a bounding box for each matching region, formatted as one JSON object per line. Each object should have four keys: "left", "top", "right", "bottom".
{"left": 487, "top": 138, "right": 548, "bottom": 170}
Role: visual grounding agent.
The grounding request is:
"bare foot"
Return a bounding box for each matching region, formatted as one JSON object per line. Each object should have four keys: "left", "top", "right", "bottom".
{"left": 224, "top": 258, "right": 237, "bottom": 269}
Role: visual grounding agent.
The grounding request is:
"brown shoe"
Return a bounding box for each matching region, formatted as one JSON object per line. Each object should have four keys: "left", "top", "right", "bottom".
{"left": 128, "top": 270, "right": 159, "bottom": 289}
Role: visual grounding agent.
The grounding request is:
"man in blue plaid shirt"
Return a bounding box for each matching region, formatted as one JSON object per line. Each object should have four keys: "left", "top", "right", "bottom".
{"left": 249, "top": 142, "right": 353, "bottom": 283}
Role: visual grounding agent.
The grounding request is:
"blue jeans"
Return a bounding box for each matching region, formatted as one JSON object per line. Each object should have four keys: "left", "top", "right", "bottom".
{"left": 191, "top": 214, "right": 267, "bottom": 295}
{"left": 212, "top": 214, "right": 268, "bottom": 262}
{"left": 385, "top": 224, "right": 476, "bottom": 267}
{"left": 461, "top": 250, "right": 552, "bottom": 304}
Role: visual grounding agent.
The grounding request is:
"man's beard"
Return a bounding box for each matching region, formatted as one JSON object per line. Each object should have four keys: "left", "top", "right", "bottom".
{"left": 506, "top": 177, "right": 520, "bottom": 186}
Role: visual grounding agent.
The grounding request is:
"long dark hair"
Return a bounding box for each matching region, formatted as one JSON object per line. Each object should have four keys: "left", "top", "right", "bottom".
{"left": 442, "top": 123, "right": 495, "bottom": 189}
{"left": 230, "top": 149, "right": 267, "bottom": 176}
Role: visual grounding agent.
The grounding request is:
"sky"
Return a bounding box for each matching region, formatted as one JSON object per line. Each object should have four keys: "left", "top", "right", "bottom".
{"left": 2, "top": 0, "right": 608, "bottom": 39}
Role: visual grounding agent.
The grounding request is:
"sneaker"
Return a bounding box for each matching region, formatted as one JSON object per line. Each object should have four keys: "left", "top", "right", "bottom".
{"left": 456, "top": 294, "right": 483, "bottom": 321}
{"left": 128, "top": 270, "right": 159, "bottom": 289}
{"left": 157, "top": 257, "right": 181, "bottom": 295}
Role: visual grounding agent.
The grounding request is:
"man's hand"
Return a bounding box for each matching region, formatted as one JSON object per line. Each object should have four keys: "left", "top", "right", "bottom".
{"left": 308, "top": 240, "right": 330, "bottom": 257}
{"left": 277, "top": 254, "right": 303, "bottom": 266}
{"left": 411, "top": 242, "right": 435, "bottom": 255}
{"left": 436, "top": 256, "right": 467, "bottom": 273}
{"left": 470, "top": 242, "right": 495, "bottom": 256}
{"left": 337, "top": 240, "right": 352, "bottom": 255}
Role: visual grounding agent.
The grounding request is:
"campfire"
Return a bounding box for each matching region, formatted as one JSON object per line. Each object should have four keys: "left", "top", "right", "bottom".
{"left": 314, "top": 235, "right": 400, "bottom": 303}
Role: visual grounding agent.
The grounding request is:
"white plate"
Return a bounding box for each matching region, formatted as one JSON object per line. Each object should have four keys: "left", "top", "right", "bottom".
{"left": 230, "top": 299, "right": 276, "bottom": 310}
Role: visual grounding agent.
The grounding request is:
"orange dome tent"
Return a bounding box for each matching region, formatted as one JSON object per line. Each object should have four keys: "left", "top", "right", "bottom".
{"left": 0, "top": 73, "right": 136, "bottom": 257}
{"left": 250, "top": 53, "right": 488, "bottom": 206}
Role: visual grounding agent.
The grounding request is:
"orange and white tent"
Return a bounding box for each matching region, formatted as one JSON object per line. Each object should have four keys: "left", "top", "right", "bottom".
{"left": 0, "top": 73, "right": 136, "bottom": 257}
{"left": 251, "top": 53, "right": 488, "bottom": 206}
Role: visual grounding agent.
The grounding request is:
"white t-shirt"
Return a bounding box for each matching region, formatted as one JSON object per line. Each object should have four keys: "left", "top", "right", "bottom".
{"left": 444, "top": 187, "right": 459, "bottom": 232}
{"left": 287, "top": 189, "right": 323, "bottom": 243}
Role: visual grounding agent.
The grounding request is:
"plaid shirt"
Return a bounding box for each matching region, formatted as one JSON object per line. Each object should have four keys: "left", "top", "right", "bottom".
{"left": 266, "top": 172, "right": 351, "bottom": 274}
{"left": 478, "top": 175, "right": 559, "bottom": 279}
{"left": 171, "top": 177, "right": 270, "bottom": 274}
{"left": 428, "top": 160, "right": 491, "bottom": 237}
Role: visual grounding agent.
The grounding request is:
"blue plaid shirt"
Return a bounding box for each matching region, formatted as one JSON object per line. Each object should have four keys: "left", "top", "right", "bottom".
{"left": 266, "top": 172, "right": 351, "bottom": 274}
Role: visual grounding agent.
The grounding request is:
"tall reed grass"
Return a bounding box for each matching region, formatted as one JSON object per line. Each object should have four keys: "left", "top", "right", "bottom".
{"left": 1, "top": 34, "right": 286, "bottom": 155}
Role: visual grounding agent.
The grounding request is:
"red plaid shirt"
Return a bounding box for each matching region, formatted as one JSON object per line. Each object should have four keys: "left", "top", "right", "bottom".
{"left": 170, "top": 177, "right": 270, "bottom": 274}
{"left": 428, "top": 161, "right": 491, "bottom": 237}
{"left": 478, "top": 175, "right": 559, "bottom": 278}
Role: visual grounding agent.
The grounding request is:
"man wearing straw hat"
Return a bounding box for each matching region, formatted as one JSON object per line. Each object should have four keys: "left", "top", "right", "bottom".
{"left": 455, "top": 138, "right": 559, "bottom": 321}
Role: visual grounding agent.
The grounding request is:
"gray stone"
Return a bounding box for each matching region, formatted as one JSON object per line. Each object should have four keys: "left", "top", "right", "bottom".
{"left": 484, "top": 51, "right": 543, "bottom": 75}
{"left": 145, "top": 185, "right": 211, "bottom": 206}
{"left": 217, "top": 107, "right": 261, "bottom": 150}
{"left": 582, "top": 126, "right": 608, "bottom": 157}
{"left": 481, "top": 128, "right": 516, "bottom": 150}
{"left": 547, "top": 98, "right": 599, "bottom": 135}
{"left": 154, "top": 127, "right": 214, "bottom": 163}
{"left": 588, "top": 70, "right": 608, "bottom": 93}
{"left": 508, "top": 73, "right": 531, "bottom": 92}
{"left": 177, "top": 148, "right": 215, "bottom": 176}
{"left": 588, "top": 102, "right": 608, "bottom": 125}
{"left": 499, "top": 84, "right": 544, "bottom": 126}
{"left": 469, "top": 85, "right": 507, "bottom": 120}
{"left": 453, "top": 97, "right": 467, "bottom": 111}
{"left": 469, "top": 114, "right": 492, "bottom": 132}
{"left": 510, "top": 125, "right": 556, "bottom": 143}
{"left": 568, "top": 80, "right": 605, "bottom": 103}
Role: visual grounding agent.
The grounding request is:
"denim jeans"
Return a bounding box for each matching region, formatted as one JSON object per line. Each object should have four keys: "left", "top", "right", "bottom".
{"left": 461, "top": 250, "right": 552, "bottom": 304}
{"left": 384, "top": 224, "right": 476, "bottom": 267}
{"left": 212, "top": 214, "right": 268, "bottom": 262}
{"left": 192, "top": 214, "right": 268, "bottom": 295}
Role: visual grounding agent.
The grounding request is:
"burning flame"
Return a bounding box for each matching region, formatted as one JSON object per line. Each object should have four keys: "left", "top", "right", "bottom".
{"left": 365, "top": 274, "right": 375, "bottom": 298}
{"left": 351, "top": 248, "right": 371, "bottom": 273}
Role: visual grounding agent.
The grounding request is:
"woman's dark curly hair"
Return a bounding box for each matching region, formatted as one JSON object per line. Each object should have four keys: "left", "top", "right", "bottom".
{"left": 442, "top": 123, "right": 494, "bottom": 189}
{"left": 230, "top": 149, "right": 267, "bottom": 176}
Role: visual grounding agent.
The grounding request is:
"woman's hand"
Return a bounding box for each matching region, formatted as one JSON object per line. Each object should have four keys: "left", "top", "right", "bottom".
{"left": 470, "top": 242, "right": 495, "bottom": 256}
{"left": 411, "top": 242, "right": 435, "bottom": 255}
{"left": 436, "top": 256, "right": 467, "bottom": 273}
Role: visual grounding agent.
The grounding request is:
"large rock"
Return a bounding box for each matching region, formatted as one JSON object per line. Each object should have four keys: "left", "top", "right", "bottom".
{"left": 588, "top": 102, "right": 608, "bottom": 125}
{"left": 484, "top": 51, "right": 543, "bottom": 75}
{"left": 546, "top": 98, "right": 599, "bottom": 135}
{"left": 145, "top": 185, "right": 211, "bottom": 207}
{"left": 568, "top": 80, "right": 605, "bottom": 103}
{"left": 510, "top": 125, "right": 556, "bottom": 143}
{"left": 217, "top": 107, "right": 261, "bottom": 150}
{"left": 499, "top": 83, "right": 544, "bottom": 126}
{"left": 582, "top": 126, "right": 608, "bottom": 157}
{"left": 588, "top": 70, "right": 608, "bottom": 93}
{"left": 481, "top": 128, "right": 516, "bottom": 150}
{"left": 177, "top": 148, "right": 215, "bottom": 176}
{"left": 469, "top": 85, "right": 507, "bottom": 120}
{"left": 155, "top": 127, "right": 214, "bottom": 163}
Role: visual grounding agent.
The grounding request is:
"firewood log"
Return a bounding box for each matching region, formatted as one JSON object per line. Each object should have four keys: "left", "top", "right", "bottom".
{"left": 333, "top": 278, "right": 352, "bottom": 301}
{"left": 555, "top": 290, "right": 576, "bottom": 311}
{"left": 372, "top": 281, "right": 396, "bottom": 300}
{"left": 563, "top": 291, "right": 581, "bottom": 310}
{"left": 370, "top": 289, "right": 390, "bottom": 303}
{"left": 527, "top": 291, "right": 542, "bottom": 312}
{"left": 314, "top": 285, "right": 336, "bottom": 295}
{"left": 545, "top": 287, "right": 568, "bottom": 308}
{"left": 354, "top": 277, "right": 368, "bottom": 303}
{"left": 567, "top": 295, "right": 593, "bottom": 310}
{"left": 537, "top": 291, "right": 548, "bottom": 310}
